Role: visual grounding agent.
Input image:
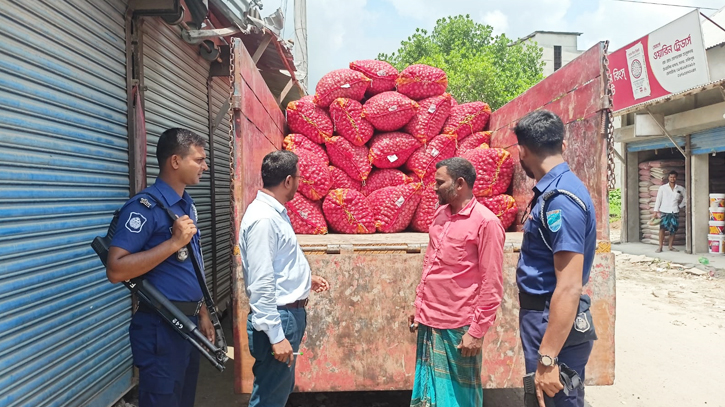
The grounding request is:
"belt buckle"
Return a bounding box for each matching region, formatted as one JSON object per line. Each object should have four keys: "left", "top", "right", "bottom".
{"left": 302, "top": 298, "right": 308, "bottom": 307}
{"left": 194, "top": 300, "right": 203, "bottom": 316}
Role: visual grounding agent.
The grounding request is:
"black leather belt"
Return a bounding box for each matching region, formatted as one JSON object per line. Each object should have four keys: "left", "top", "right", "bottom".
{"left": 277, "top": 298, "right": 308, "bottom": 309}
{"left": 137, "top": 300, "right": 203, "bottom": 316}
{"left": 519, "top": 292, "right": 552, "bottom": 311}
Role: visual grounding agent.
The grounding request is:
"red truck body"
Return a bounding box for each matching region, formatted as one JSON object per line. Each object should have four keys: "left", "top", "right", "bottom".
{"left": 228, "top": 38, "right": 615, "bottom": 392}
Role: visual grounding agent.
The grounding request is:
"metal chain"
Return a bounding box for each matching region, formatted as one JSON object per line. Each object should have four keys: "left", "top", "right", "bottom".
{"left": 227, "top": 40, "right": 237, "bottom": 265}
{"left": 602, "top": 40, "right": 617, "bottom": 191}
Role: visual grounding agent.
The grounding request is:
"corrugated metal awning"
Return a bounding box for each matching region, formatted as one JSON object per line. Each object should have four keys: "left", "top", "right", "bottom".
{"left": 614, "top": 78, "right": 725, "bottom": 117}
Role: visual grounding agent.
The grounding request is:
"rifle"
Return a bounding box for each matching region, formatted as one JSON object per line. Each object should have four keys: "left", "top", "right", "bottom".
{"left": 91, "top": 195, "right": 229, "bottom": 371}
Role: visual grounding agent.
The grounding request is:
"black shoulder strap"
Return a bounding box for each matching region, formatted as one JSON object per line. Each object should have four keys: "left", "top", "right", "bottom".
{"left": 537, "top": 189, "right": 589, "bottom": 252}
{"left": 142, "top": 192, "right": 228, "bottom": 350}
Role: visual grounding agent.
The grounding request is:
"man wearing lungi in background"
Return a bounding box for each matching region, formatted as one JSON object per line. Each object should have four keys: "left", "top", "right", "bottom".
{"left": 408, "top": 157, "right": 505, "bottom": 407}
{"left": 653, "top": 170, "right": 686, "bottom": 253}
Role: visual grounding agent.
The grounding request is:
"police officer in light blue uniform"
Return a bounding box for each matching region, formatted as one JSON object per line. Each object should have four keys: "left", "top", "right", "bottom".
{"left": 107, "top": 128, "right": 215, "bottom": 407}
{"left": 514, "top": 110, "right": 597, "bottom": 407}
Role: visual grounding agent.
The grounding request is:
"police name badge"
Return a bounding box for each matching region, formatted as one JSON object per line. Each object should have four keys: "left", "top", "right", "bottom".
{"left": 546, "top": 209, "right": 562, "bottom": 232}
{"left": 125, "top": 212, "right": 147, "bottom": 233}
{"left": 177, "top": 246, "right": 189, "bottom": 262}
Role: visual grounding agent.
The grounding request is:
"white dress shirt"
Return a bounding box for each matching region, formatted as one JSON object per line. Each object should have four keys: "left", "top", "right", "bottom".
{"left": 654, "top": 183, "right": 686, "bottom": 214}
{"left": 239, "top": 191, "right": 311, "bottom": 344}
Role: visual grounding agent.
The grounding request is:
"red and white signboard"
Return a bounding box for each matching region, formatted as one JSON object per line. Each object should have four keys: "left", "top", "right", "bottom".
{"left": 609, "top": 10, "right": 710, "bottom": 111}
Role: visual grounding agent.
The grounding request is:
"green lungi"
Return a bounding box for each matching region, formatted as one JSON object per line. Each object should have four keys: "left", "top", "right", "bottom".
{"left": 410, "top": 325, "right": 483, "bottom": 407}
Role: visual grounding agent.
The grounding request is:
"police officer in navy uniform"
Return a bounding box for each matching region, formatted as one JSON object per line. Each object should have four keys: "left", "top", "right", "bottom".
{"left": 514, "top": 111, "right": 598, "bottom": 407}
{"left": 107, "top": 128, "right": 215, "bottom": 407}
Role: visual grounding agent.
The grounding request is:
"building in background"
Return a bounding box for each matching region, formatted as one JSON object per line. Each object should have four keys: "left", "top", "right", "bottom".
{"left": 518, "top": 31, "right": 584, "bottom": 76}
{"left": 612, "top": 9, "right": 725, "bottom": 255}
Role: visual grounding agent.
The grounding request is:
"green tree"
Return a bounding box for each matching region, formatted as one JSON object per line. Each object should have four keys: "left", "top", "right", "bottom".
{"left": 378, "top": 15, "right": 545, "bottom": 110}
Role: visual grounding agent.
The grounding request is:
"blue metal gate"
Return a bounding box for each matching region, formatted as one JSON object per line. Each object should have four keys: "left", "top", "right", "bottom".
{"left": 0, "top": 1, "right": 133, "bottom": 406}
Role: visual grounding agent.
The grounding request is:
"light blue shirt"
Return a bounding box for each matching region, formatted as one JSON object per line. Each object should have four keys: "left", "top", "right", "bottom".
{"left": 239, "top": 191, "right": 311, "bottom": 344}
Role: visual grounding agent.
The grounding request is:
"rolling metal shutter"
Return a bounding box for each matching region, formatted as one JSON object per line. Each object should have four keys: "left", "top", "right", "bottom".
{"left": 0, "top": 1, "right": 133, "bottom": 406}
{"left": 209, "top": 76, "right": 233, "bottom": 308}
{"left": 691, "top": 126, "right": 725, "bottom": 155}
{"left": 142, "top": 19, "right": 217, "bottom": 291}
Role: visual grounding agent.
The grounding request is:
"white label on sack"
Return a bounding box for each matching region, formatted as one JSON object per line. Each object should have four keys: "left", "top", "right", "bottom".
{"left": 395, "top": 196, "right": 405, "bottom": 207}
{"left": 428, "top": 104, "right": 437, "bottom": 114}
{"left": 341, "top": 83, "right": 351, "bottom": 89}
{"left": 299, "top": 211, "right": 308, "bottom": 219}
{"left": 387, "top": 154, "right": 398, "bottom": 163}
{"left": 430, "top": 148, "right": 440, "bottom": 157}
{"left": 377, "top": 69, "right": 387, "bottom": 76}
{"left": 388, "top": 105, "right": 398, "bottom": 112}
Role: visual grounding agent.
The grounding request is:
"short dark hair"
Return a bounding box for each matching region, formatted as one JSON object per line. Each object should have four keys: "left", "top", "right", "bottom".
{"left": 262, "top": 150, "right": 299, "bottom": 188}
{"left": 436, "top": 157, "right": 476, "bottom": 188}
{"left": 156, "top": 128, "right": 207, "bottom": 168}
{"left": 513, "top": 110, "right": 565, "bottom": 156}
{"left": 669, "top": 170, "right": 678, "bottom": 177}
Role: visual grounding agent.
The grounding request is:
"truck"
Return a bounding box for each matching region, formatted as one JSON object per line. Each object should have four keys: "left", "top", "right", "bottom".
{"left": 226, "top": 37, "right": 616, "bottom": 393}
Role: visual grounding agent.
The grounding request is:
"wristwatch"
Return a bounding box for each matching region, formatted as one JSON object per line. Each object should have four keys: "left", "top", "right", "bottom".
{"left": 538, "top": 352, "right": 558, "bottom": 367}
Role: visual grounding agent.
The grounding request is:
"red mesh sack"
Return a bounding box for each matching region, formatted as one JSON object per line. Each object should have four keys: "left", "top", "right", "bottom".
{"left": 283, "top": 134, "right": 329, "bottom": 164}
{"left": 410, "top": 184, "right": 439, "bottom": 232}
{"left": 462, "top": 147, "right": 514, "bottom": 197}
{"left": 286, "top": 98, "right": 333, "bottom": 144}
{"left": 326, "top": 136, "right": 372, "bottom": 181}
{"left": 349, "top": 59, "right": 398, "bottom": 96}
{"left": 368, "top": 132, "right": 422, "bottom": 169}
{"left": 329, "top": 98, "right": 374, "bottom": 146}
{"left": 286, "top": 193, "right": 328, "bottom": 235}
{"left": 314, "top": 69, "right": 370, "bottom": 107}
{"left": 297, "top": 150, "right": 332, "bottom": 201}
{"left": 360, "top": 169, "right": 411, "bottom": 196}
{"left": 329, "top": 165, "right": 362, "bottom": 191}
{"left": 362, "top": 91, "right": 419, "bottom": 132}
{"left": 396, "top": 64, "right": 448, "bottom": 100}
{"left": 322, "top": 188, "right": 376, "bottom": 234}
{"left": 403, "top": 93, "right": 452, "bottom": 144}
{"left": 443, "top": 102, "right": 492, "bottom": 140}
{"left": 450, "top": 96, "right": 458, "bottom": 108}
{"left": 457, "top": 131, "right": 492, "bottom": 156}
{"left": 367, "top": 183, "right": 423, "bottom": 233}
{"left": 477, "top": 194, "right": 518, "bottom": 230}
{"left": 405, "top": 133, "right": 457, "bottom": 182}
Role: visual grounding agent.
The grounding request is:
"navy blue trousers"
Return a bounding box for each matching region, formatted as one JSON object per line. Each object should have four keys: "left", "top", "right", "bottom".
{"left": 520, "top": 308, "right": 593, "bottom": 407}
{"left": 247, "top": 308, "right": 307, "bottom": 407}
{"left": 129, "top": 311, "right": 200, "bottom": 407}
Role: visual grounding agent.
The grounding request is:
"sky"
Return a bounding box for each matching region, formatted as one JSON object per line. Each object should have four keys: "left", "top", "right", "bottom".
{"left": 261, "top": 0, "right": 725, "bottom": 91}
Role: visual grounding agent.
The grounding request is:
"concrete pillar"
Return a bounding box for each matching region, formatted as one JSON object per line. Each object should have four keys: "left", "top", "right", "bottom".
{"left": 691, "top": 153, "right": 710, "bottom": 253}
{"left": 624, "top": 150, "right": 640, "bottom": 242}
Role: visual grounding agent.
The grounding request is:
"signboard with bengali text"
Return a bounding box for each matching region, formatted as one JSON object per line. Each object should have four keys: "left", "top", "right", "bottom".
{"left": 609, "top": 10, "right": 710, "bottom": 111}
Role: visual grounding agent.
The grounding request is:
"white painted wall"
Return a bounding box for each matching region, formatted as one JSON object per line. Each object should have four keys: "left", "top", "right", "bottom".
{"left": 706, "top": 44, "right": 725, "bottom": 81}
{"left": 523, "top": 33, "right": 583, "bottom": 76}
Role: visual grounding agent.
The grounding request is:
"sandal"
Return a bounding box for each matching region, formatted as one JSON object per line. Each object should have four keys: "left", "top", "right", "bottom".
{"left": 669, "top": 247, "right": 679, "bottom": 252}
{"left": 655, "top": 248, "right": 663, "bottom": 253}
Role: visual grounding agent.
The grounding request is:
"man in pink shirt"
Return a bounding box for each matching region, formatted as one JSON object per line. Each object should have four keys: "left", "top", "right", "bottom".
{"left": 409, "top": 157, "right": 506, "bottom": 407}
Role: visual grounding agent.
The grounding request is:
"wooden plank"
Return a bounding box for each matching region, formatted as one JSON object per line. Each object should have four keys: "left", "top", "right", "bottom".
{"left": 297, "top": 232, "right": 525, "bottom": 249}
{"left": 240, "top": 80, "right": 283, "bottom": 143}
{"left": 235, "top": 37, "right": 286, "bottom": 131}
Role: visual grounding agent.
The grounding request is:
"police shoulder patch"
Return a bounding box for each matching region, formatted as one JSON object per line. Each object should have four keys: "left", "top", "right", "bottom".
{"left": 125, "top": 212, "right": 147, "bottom": 233}
{"left": 546, "top": 209, "right": 562, "bottom": 232}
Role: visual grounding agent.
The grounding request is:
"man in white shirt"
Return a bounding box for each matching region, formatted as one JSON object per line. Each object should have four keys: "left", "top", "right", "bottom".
{"left": 239, "top": 150, "right": 330, "bottom": 407}
{"left": 653, "top": 170, "right": 686, "bottom": 253}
